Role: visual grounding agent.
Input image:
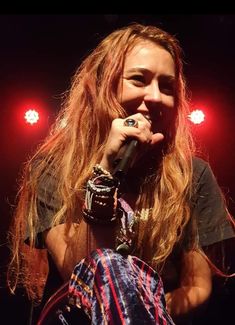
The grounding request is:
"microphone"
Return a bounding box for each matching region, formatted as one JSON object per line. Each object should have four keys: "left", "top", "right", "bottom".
{"left": 112, "top": 139, "right": 139, "bottom": 181}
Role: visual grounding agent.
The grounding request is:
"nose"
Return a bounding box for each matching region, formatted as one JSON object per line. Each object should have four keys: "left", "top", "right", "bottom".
{"left": 144, "top": 82, "right": 162, "bottom": 103}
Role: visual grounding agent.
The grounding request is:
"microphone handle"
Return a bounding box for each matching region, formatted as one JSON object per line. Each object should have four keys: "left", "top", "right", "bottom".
{"left": 112, "top": 139, "right": 139, "bottom": 181}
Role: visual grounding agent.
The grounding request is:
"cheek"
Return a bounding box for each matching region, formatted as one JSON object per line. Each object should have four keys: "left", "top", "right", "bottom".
{"left": 162, "top": 94, "right": 175, "bottom": 110}
{"left": 119, "top": 84, "right": 133, "bottom": 103}
{"left": 119, "top": 86, "right": 143, "bottom": 113}
{"left": 119, "top": 80, "right": 142, "bottom": 102}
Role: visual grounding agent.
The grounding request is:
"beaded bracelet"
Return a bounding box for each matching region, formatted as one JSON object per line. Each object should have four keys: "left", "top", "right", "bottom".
{"left": 87, "top": 176, "right": 117, "bottom": 195}
{"left": 83, "top": 208, "right": 120, "bottom": 225}
{"left": 93, "top": 164, "right": 112, "bottom": 177}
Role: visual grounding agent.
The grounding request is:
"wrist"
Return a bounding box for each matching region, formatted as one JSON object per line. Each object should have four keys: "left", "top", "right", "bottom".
{"left": 99, "top": 157, "right": 114, "bottom": 174}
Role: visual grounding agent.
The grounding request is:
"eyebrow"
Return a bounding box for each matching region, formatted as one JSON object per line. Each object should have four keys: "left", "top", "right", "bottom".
{"left": 124, "top": 67, "right": 175, "bottom": 80}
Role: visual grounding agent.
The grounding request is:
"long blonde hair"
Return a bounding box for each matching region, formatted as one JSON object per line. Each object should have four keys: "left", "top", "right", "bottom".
{"left": 8, "top": 23, "right": 195, "bottom": 301}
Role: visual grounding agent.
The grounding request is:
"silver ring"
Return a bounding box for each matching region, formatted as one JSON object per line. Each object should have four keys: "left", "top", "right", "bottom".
{"left": 124, "top": 118, "right": 138, "bottom": 127}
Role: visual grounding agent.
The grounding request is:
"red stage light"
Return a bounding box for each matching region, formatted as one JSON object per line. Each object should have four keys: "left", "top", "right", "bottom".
{"left": 24, "top": 109, "right": 39, "bottom": 125}
{"left": 188, "top": 109, "right": 205, "bottom": 125}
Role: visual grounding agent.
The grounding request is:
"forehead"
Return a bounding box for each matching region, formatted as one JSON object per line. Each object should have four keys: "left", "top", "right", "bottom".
{"left": 124, "top": 40, "right": 175, "bottom": 75}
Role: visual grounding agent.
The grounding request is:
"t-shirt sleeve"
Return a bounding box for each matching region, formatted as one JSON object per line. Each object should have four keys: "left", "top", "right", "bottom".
{"left": 25, "top": 168, "right": 63, "bottom": 248}
{"left": 191, "top": 158, "right": 235, "bottom": 247}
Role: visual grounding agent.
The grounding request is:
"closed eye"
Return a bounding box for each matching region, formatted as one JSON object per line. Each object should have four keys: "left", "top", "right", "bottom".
{"left": 129, "top": 74, "right": 145, "bottom": 85}
{"left": 159, "top": 80, "right": 175, "bottom": 96}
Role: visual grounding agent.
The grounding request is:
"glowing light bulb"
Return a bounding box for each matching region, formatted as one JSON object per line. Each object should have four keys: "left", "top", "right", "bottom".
{"left": 24, "top": 109, "right": 39, "bottom": 125}
{"left": 188, "top": 109, "right": 205, "bottom": 125}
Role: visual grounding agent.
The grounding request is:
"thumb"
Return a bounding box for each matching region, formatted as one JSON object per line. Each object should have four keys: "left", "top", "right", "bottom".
{"left": 151, "top": 132, "right": 164, "bottom": 145}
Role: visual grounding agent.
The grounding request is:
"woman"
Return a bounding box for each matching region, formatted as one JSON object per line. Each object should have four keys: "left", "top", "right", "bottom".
{"left": 8, "top": 23, "right": 235, "bottom": 324}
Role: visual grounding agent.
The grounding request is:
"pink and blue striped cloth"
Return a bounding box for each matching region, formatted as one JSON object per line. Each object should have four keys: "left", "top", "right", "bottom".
{"left": 68, "top": 248, "right": 175, "bottom": 324}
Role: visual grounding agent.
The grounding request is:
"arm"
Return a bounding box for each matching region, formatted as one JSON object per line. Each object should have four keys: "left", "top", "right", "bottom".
{"left": 165, "top": 249, "right": 212, "bottom": 321}
{"left": 44, "top": 220, "right": 117, "bottom": 281}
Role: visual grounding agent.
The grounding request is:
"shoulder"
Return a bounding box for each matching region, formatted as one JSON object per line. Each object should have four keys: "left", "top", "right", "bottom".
{"left": 192, "top": 156, "right": 216, "bottom": 186}
{"left": 192, "top": 156, "right": 209, "bottom": 174}
{"left": 29, "top": 157, "right": 61, "bottom": 214}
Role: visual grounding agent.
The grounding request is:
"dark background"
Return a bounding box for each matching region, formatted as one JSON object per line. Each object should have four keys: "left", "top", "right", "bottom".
{"left": 1, "top": 14, "right": 235, "bottom": 323}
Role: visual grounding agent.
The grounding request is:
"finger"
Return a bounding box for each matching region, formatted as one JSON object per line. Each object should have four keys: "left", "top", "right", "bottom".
{"left": 151, "top": 132, "right": 164, "bottom": 145}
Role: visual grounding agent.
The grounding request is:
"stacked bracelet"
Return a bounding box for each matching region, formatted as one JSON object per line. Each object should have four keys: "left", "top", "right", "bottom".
{"left": 82, "top": 164, "right": 120, "bottom": 225}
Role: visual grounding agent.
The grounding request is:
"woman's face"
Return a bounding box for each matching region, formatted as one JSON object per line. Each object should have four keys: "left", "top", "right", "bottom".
{"left": 118, "top": 40, "right": 176, "bottom": 135}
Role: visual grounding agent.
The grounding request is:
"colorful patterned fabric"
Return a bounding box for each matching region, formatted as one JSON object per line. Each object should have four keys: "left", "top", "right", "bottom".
{"left": 68, "top": 248, "right": 175, "bottom": 324}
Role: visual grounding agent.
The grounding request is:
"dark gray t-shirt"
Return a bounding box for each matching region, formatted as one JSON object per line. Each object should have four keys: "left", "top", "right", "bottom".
{"left": 32, "top": 156, "right": 234, "bottom": 248}
{"left": 191, "top": 157, "right": 234, "bottom": 246}
{"left": 28, "top": 157, "right": 235, "bottom": 305}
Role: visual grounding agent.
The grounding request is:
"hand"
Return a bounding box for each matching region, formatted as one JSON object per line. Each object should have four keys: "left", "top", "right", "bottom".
{"left": 100, "top": 113, "right": 164, "bottom": 172}
{"left": 165, "top": 250, "right": 212, "bottom": 320}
